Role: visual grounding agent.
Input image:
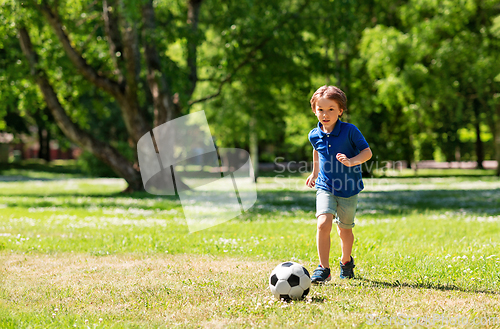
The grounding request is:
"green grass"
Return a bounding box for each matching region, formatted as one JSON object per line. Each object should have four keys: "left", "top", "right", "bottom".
{"left": 0, "top": 163, "right": 499, "bottom": 328}
{"left": 0, "top": 159, "right": 84, "bottom": 180}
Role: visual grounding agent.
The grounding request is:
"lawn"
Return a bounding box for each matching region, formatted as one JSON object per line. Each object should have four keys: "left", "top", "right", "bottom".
{"left": 0, "top": 164, "right": 499, "bottom": 328}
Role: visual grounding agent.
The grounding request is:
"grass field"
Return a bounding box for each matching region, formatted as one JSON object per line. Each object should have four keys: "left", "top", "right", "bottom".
{"left": 0, "top": 163, "right": 499, "bottom": 328}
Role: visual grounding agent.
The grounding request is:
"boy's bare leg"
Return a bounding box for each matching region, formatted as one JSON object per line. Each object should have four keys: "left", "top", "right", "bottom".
{"left": 337, "top": 226, "right": 354, "bottom": 264}
{"left": 317, "top": 213, "right": 334, "bottom": 268}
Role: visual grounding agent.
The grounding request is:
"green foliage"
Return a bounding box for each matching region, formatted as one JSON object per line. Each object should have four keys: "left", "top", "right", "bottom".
{"left": 2, "top": 0, "right": 500, "bottom": 171}
{"left": 356, "top": 0, "right": 500, "bottom": 164}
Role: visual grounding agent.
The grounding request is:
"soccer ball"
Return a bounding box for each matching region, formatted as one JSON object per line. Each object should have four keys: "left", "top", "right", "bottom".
{"left": 269, "top": 261, "right": 311, "bottom": 301}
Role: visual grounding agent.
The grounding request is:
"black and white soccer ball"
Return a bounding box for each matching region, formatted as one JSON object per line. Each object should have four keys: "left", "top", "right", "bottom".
{"left": 269, "top": 261, "right": 311, "bottom": 301}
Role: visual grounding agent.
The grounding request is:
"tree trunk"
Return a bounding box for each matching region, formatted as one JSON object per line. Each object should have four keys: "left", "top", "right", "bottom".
{"left": 496, "top": 104, "right": 500, "bottom": 176}
{"left": 34, "top": 108, "right": 51, "bottom": 162}
{"left": 37, "top": 127, "right": 50, "bottom": 162}
{"left": 37, "top": 126, "right": 45, "bottom": 161}
{"left": 473, "top": 99, "right": 484, "bottom": 169}
{"left": 45, "top": 129, "right": 51, "bottom": 162}
{"left": 142, "top": 0, "right": 182, "bottom": 127}
{"left": 249, "top": 116, "right": 259, "bottom": 183}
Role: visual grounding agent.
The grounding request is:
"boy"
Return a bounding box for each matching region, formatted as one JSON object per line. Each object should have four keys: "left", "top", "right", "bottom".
{"left": 305, "top": 85, "right": 372, "bottom": 283}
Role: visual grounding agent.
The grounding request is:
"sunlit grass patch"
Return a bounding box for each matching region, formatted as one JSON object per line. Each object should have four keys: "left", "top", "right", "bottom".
{"left": 1, "top": 253, "right": 499, "bottom": 328}
{"left": 0, "top": 178, "right": 127, "bottom": 197}
{"left": 0, "top": 173, "right": 499, "bottom": 327}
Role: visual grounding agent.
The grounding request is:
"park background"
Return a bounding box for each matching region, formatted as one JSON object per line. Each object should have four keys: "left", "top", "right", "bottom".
{"left": 1, "top": 0, "right": 500, "bottom": 328}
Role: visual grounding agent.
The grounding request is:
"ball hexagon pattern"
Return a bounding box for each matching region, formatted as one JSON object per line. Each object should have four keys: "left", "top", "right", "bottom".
{"left": 269, "top": 261, "right": 311, "bottom": 301}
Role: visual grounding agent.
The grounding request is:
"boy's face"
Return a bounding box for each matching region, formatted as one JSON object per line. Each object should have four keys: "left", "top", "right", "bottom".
{"left": 313, "top": 97, "right": 343, "bottom": 132}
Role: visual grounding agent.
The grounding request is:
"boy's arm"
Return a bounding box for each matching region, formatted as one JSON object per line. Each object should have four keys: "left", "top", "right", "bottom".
{"left": 312, "top": 149, "right": 319, "bottom": 175}
{"left": 306, "top": 149, "right": 319, "bottom": 188}
{"left": 336, "top": 147, "right": 372, "bottom": 167}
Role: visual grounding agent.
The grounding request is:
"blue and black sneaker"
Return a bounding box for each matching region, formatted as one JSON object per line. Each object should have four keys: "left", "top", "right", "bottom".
{"left": 311, "top": 265, "right": 331, "bottom": 284}
{"left": 339, "top": 256, "right": 355, "bottom": 279}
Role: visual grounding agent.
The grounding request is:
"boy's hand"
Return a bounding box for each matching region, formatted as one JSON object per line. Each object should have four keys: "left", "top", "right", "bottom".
{"left": 336, "top": 153, "right": 352, "bottom": 167}
{"left": 305, "top": 173, "right": 318, "bottom": 188}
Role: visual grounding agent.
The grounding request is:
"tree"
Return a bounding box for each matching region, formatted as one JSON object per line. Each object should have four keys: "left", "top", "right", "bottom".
{"left": 357, "top": 0, "right": 500, "bottom": 173}
{"left": 9, "top": 0, "right": 312, "bottom": 190}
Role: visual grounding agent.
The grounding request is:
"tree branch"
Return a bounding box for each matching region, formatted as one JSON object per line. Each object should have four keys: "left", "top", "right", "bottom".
{"left": 119, "top": 9, "right": 152, "bottom": 141}
{"left": 34, "top": 0, "right": 124, "bottom": 99}
{"left": 18, "top": 25, "right": 143, "bottom": 190}
{"left": 102, "top": 0, "right": 125, "bottom": 83}
{"left": 186, "top": 0, "right": 203, "bottom": 99}
{"left": 188, "top": 36, "right": 270, "bottom": 106}
{"left": 119, "top": 10, "right": 141, "bottom": 107}
{"left": 142, "top": 0, "right": 180, "bottom": 126}
{"left": 35, "top": 0, "right": 150, "bottom": 144}
{"left": 188, "top": 0, "right": 311, "bottom": 106}
{"left": 80, "top": 23, "right": 100, "bottom": 50}
{"left": 75, "top": 12, "right": 100, "bottom": 28}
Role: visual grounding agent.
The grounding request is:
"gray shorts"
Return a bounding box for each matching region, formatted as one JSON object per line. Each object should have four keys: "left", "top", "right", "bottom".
{"left": 316, "top": 189, "right": 359, "bottom": 229}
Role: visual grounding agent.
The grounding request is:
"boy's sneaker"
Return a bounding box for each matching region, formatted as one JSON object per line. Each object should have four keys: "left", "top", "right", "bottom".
{"left": 311, "top": 265, "right": 331, "bottom": 284}
{"left": 339, "top": 256, "right": 355, "bottom": 279}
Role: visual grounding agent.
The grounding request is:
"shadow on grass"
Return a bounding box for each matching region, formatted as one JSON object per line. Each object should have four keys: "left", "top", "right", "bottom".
{"left": 2, "top": 188, "right": 500, "bottom": 216}
{"left": 0, "top": 191, "right": 178, "bottom": 199}
{"left": 281, "top": 296, "right": 326, "bottom": 304}
{"left": 0, "top": 161, "right": 83, "bottom": 174}
{"left": 355, "top": 277, "right": 500, "bottom": 295}
{"left": 0, "top": 176, "right": 83, "bottom": 182}
{"left": 0, "top": 191, "right": 182, "bottom": 210}
{"left": 309, "top": 296, "right": 326, "bottom": 303}
{"left": 246, "top": 188, "right": 500, "bottom": 218}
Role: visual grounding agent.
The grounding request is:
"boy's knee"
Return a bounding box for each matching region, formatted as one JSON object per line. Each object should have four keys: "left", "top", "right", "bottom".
{"left": 317, "top": 214, "right": 333, "bottom": 231}
{"left": 337, "top": 226, "right": 353, "bottom": 236}
{"left": 317, "top": 222, "right": 332, "bottom": 232}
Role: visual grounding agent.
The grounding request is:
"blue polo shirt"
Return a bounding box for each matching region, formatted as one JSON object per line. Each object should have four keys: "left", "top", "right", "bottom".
{"left": 308, "top": 120, "right": 369, "bottom": 197}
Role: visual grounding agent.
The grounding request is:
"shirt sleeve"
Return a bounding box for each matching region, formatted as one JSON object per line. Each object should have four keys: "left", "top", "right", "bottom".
{"left": 308, "top": 130, "right": 317, "bottom": 150}
{"left": 350, "top": 126, "right": 369, "bottom": 151}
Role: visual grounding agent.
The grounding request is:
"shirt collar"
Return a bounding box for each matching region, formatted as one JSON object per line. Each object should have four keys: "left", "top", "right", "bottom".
{"left": 317, "top": 120, "right": 342, "bottom": 137}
